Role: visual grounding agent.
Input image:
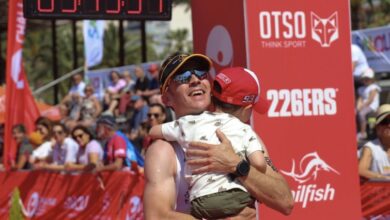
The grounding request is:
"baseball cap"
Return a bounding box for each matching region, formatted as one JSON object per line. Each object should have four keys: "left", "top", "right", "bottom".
{"left": 97, "top": 115, "right": 116, "bottom": 128}
{"left": 376, "top": 104, "right": 390, "bottom": 126}
{"left": 159, "top": 53, "right": 212, "bottom": 93}
{"left": 361, "top": 68, "right": 374, "bottom": 79}
{"left": 213, "top": 67, "right": 269, "bottom": 114}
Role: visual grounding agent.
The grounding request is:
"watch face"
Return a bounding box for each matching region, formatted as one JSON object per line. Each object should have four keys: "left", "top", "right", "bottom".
{"left": 237, "top": 160, "right": 250, "bottom": 176}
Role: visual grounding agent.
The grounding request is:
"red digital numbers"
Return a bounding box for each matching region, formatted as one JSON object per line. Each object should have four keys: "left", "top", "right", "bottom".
{"left": 127, "top": 0, "right": 142, "bottom": 14}
{"left": 38, "top": 0, "right": 54, "bottom": 12}
{"left": 106, "top": 0, "right": 121, "bottom": 14}
{"left": 61, "top": 0, "right": 78, "bottom": 13}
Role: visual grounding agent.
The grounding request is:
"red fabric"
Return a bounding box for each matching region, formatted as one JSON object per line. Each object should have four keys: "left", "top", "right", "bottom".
{"left": 106, "top": 134, "right": 127, "bottom": 163}
{"left": 361, "top": 181, "right": 390, "bottom": 218}
{"left": 4, "top": 0, "right": 40, "bottom": 169}
{"left": 0, "top": 171, "right": 144, "bottom": 219}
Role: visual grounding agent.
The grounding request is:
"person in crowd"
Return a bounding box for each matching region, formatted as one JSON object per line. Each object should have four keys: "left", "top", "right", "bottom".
{"left": 118, "top": 70, "right": 136, "bottom": 116}
{"left": 149, "top": 67, "right": 267, "bottom": 219}
{"left": 128, "top": 95, "right": 149, "bottom": 132}
{"left": 66, "top": 125, "right": 103, "bottom": 172}
{"left": 30, "top": 117, "right": 53, "bottom": 164}
{"left": 60, "top": 73, "right": 86, "bottom": 119}
{"left": 356, "top": 68, "right": 381, "bottom": 140}
{"left": 144, "top": 53, "right": 293, "bottom": 219}
{"left": 122, "top": 70, "right": 136, "bottom": 93}
{"left": 76, "top": 84, "right": 102, "bottom": 128}
{"left": 352, "top": 44, "right": 369, "bottom": 80}
{"left": 103, "top": 70, "right": 127, "bottom": 115}
{"left": 11, "top": 124, "right": 33, "bottom": 170}
{"left": 359, "top": 104, "right": 390, "bottom": 179}
{"left": 138, "top": 64, "right": 160, "bottom": 99}
{"left": 134, "top": 66, "right": 150, "bottom": 98}
{"left": 40, "top": 122, "right": 79, "bottom": 171}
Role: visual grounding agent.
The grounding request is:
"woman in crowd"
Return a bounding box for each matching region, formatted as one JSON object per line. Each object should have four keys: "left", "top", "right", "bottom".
{"left": 103, "top": 70, "right": 127, "bottom": 115}
{"left": 30, "top": 117, "right": 53, "bottom": 164}
{"left": 66, "top": 125, "right": 103, "bottom": 171}
{"left": 77, "top": 85, "right": 102, "bottom": 128}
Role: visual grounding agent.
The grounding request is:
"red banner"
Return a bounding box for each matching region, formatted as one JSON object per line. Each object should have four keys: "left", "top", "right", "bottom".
{"left": 0, "top": 171, "right": 144, "bottom": 219}
{"left": 361, "top": 181, "right": 390, "bottom": 218}
{"left": 244, "top": 0, "right": 362, "bottom": 219}
{"left": 4, "top": 0, "right": 40, "bottom": 168}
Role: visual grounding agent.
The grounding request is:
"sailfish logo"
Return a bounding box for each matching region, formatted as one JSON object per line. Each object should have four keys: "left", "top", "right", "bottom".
{"left": 281, "top": 152, "right": 340, "bottom": 184}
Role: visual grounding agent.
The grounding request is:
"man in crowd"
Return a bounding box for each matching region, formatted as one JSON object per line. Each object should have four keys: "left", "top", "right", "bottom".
{"left": 11, "top": 124, "right": 33, "bottom": 170}
{"left": 144, "top": 53, "right": 293, "bottom": 219}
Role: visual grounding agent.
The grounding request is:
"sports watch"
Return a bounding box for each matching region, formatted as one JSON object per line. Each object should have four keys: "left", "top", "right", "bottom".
{"left": 235, "top": 159, "right": 250, "bottom": 177}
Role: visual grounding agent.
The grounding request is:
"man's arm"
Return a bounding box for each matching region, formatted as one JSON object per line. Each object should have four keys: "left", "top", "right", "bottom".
{"left": 97, "top": 157, "right": 123, "bottom": 171}
{"left": 144, "top": 139, "right": 195, "bottom": 220}
{"left": 187, "top": 129, "right": 294, "bottom": 215}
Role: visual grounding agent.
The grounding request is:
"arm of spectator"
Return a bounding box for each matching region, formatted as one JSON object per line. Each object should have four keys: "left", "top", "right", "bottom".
{"left": 42, "top": 163, "right": 65, "bottom": 171}
{"left": 139, "top": 89, "right": 160, "bottom": 97}
{"left": 65, "top": 163, "right": 86, "bottom": 171}
{"left": 144, "top": 139, "right": 195, "bottom": 220}
{"left": 359, "top": 146, "right": 390, "bottom": 179}
{"left": 356, "top": 97, "right": 363, "bottom": 111}
{"left": 187, "top": 129, "right": 294, "bottom": 215}
{"left": 97, "top": 157, "right": 124, "bottom": 172}
{"left": 92, "top": 97, "right": 102, "bottom": 117}
{"left": 15, "top": 154, "right": 28, "bottom": 170}
{"left": 362, "top": 89, "right": 378, "bottom": 108}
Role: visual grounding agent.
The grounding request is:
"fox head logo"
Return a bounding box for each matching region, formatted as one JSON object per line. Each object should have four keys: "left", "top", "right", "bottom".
{"left": 311, "top": 12, "right": 339, "bottom": 47}
{"left": 281, "top": 151, "right": 340, "bottom": 184}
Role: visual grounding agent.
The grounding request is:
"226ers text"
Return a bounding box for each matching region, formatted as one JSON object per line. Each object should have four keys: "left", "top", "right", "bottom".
{"left": 267, "top": 88, "right": 337, "bottom": 117}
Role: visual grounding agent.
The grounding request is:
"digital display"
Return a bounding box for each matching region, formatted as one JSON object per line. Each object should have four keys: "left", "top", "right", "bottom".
{"left": 23, "top": 0, "right": 172, "bottom": 20}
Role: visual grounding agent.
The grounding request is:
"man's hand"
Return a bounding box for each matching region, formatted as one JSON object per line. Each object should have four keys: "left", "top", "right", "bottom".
{"left": 187, "top": 129, "right": 241, "bottom": 174}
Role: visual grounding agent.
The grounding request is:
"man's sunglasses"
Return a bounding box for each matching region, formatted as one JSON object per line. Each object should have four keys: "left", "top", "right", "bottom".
{"left": 172, "top": 70, "right": 208, "bottom": 84}
{"left": 147, "top": 113, "right": 161, "bottom": 118}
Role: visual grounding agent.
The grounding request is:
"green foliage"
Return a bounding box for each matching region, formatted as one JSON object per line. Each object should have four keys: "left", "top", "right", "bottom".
{"left": 9, "top": 188, "right": 24, "bottom": 220}
{"left": 351, "top": 0, "right": 390, "bottom": 29}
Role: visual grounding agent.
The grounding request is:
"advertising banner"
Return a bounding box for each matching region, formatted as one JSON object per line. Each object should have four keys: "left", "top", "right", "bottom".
{"left": 0, "top": 171, "right": 144, "bottom": 220}
{"left": 352, "top": 26, "right": 390, "bottom": 73}
{"left": 244, "top": 0, "right": 362, "bottom": 219}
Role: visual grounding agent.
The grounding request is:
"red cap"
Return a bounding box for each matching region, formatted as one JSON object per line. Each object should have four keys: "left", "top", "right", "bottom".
{"left": 212, "top": 67, "right": 268, "bottom": 114}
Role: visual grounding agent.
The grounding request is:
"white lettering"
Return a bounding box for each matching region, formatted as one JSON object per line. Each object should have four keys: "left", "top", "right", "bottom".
{"left": 291, "top": 183, "right": 336, "bottom": 208}
{"left": 259, "top": 11, "right": 306, "bottom": 39}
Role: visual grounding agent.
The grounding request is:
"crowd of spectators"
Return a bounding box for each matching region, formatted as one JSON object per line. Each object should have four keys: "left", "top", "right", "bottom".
{"left": 0, "top": 64, "right": 172, "bottom": 174}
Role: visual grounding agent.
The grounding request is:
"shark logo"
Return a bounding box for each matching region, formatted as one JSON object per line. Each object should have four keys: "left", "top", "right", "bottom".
{"left": 281, "top": 152, "right": 340, "bottom": 184}
{"left": 311, "top": 12, "right": 339, "bottom": 47}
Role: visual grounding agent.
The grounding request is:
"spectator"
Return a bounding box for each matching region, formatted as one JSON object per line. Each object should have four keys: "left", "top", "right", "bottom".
{"left": 61, "top": 73, "right": 86, "bottom": 119}
{"left": 128, "top": 95, "right": 149, "bottom": 135}
{"left": 118, "top": 70, "right": 136, "bottom": 116}
{"left": 134, "top": 66, "right": 150, "bottom": 97}
{"left": 42, "top": 123, "right": 79, "bottom": 171}
{"left": 77, "top": 85, "right": 102, "bottom": 128}
{"left": 30, "top": 117, "right": 53, "bottom": 164}
{"left": 357, "top": 68, "right": 381, "bottom": 140}
{"left": 95, "top": 115, "right": 127, "bottom": 171}
{"left": 122, "top": 70, "right": 136, "bottom": 93}
{"left": 11, "top": 124, "right": 33, "bottom": 170}
{"left": 66, "top": 125, "right": 103, "bottom": 172}
{"left": 352, "top": 44, "right": 369, "bottom": 79}
{"left": 104, "top": 70, "right": 127, "bottom": 115}
{"left": 138, "top": 64, "right": 160, "bottom": 99}
{"left": 359, "top": 104, "right": 390, "bottom": 179}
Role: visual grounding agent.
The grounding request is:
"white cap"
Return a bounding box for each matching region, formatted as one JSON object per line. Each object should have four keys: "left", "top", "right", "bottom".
{"left": 361, "top": 68, "right": 374, "bottom": 79}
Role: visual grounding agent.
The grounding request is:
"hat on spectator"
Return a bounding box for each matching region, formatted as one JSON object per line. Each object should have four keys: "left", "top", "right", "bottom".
{"left": 131, "top": 95, "right": 141, "bottom": 102}
{"left": 159, "top": 53, "right": 212, "bottom": 93}
{"left": 361, "top": 68, "right": 374, "bottom": 79}
{"left": 97, "top": 115, "right": 116, "bottom": 128}
{"left": 29, "top": 131, "right": 43, "bottom": 146}
{"left": 213, "top": 67, "right": 269, "bottom": 114}
{"left": 376, "top": 104, "right": 390, "bottom": 126}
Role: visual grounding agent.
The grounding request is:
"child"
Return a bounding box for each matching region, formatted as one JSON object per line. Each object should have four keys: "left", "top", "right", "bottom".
{"left": 150, "top": 67, "right": 267, "bottom": 219}
{"left": 357, "top": 68, "right": 381, "bottom": 140}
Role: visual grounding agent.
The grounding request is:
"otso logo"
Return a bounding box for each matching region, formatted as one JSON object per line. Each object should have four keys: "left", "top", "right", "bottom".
{"left": 206, "top": 25, "right": 233, "bottom": 78}
{"left": 281, "top": 152, "right": 340, "bottom": 184}
{"left": 281, "top": 152, "right": 340, "bottom": 208}
{"left": 258, "top": 11, "right": 339, "bottom": 48}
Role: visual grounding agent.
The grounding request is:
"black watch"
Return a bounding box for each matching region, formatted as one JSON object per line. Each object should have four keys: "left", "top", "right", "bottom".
{"left": 235, "top": 159, "right": 250, "bottom": 177}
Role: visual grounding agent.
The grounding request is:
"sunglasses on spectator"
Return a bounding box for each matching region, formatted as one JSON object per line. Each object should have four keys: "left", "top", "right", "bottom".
{"left": 172, "top": 70, "right": 208, "bottom": 84}
{"left": 73, "top": 133, "right": 84, "bottom": 140}
{"left": 379, "top": 118, "right": 390, "bottom": 126}
{"left": 53, "top": 130, "right": 64, "bottom": 135}
{"left": 148, "top": 113, "right": 161, "bottom": 118}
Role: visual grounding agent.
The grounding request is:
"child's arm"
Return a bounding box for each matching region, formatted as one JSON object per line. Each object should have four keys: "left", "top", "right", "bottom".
{"left": 362, "top": 89, "right": 378, "bottom": 108}
{"left": 248, "top": 151, "right": 267, "bottom": 174}
{"left": 149, "top": 125, "right": 164, "bottom": 139}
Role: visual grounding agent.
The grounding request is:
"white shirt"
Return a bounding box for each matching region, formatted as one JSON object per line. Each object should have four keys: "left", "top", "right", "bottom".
{"left": 32, "top": 141, "right": 52, "bottom": 160}
{"left": 69, "top": 81, "right": 86, "bottom": 97}
{"left": 52, "top": 137, "right": 79, "bottom": 165}
{"left": 352, "top": 44, "right": 369, "bottom": 78}
{"left": 363, "top": 139, "right": 390, "bottom": 176}
{"left": 358, "top": 83, "right": 381, "bottom": 111}
{"left": 162, "top": 111, "right": 263, "bottom": 200}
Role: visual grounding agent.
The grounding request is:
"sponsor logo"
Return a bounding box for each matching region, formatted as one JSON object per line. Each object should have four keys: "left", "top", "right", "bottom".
{"left": 258, "top": 11, "right": 339, "bottom": 48}
{"left": 25, "top": 192, "right": 57, "bottom": 217}
{"left": 206, "top": 25, "right": 234, "bottom": 78}
{"left": 267, "top": 88, "right": 337, "bottom": 117}
{"left": 281, "top": 152, "right": 340, "bottom": 208}
{"left": 64, "top": 195, "right": 90, "bottom": 219}
{"left": 126, "top": 196, "right": 143, "bottom": 220}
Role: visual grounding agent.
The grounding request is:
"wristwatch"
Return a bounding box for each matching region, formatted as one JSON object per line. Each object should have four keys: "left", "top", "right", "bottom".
{"left": 235, "top": 159, "right": 250, "bottom": 177}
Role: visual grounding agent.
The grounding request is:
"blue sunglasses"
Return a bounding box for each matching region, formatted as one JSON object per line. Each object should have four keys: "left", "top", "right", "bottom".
{"left": 172, "top": 70, "right": 208, "bottom": 84}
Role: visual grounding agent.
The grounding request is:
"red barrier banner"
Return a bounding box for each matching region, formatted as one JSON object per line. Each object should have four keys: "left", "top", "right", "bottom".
{"left": 244, "top": 0, "right": 362, "bottom": 219}
{"left": 361, "top": 181, "right": 390, "bottom": 219}
{"left": 0, "top": 171, "right": 144, "bottom": 219}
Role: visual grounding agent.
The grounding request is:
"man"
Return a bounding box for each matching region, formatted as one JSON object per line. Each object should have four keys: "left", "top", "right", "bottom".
{"left": 144, "top": 53, "right": 293, "bottom": 219}
{"left": 11, "top": 124, "right": 33, "bottom": 170}
{"left": 359, "top": 104, "right": 390, "bottom": 179}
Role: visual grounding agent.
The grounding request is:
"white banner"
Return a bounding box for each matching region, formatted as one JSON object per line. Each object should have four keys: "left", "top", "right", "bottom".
{"left": 83, "top": 20, "right": 105, "bottom": 68}
{"left": 352, "top": 25, "right": 390, "bottom": 73}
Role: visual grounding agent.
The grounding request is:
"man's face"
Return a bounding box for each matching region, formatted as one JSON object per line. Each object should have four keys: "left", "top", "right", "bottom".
{"left": 148, "top": 106, "right": 166, "bottom": 127}
{"left": 377, "top": 116, "right": 390, "bottom": 139}
{"left": 73, "top": 74, "right": 82, "bottom": 85}
{"left": 53, "top": 125, "right": 66, "bottom": 144}
{"left": 12, "top": 129, "right": 24, "bottom": 144}
{"left": 96, "top": 123, "right": 109, "bottom": 140}
{"left": 164, "top": 69, "right": 211, "bottom": 117}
